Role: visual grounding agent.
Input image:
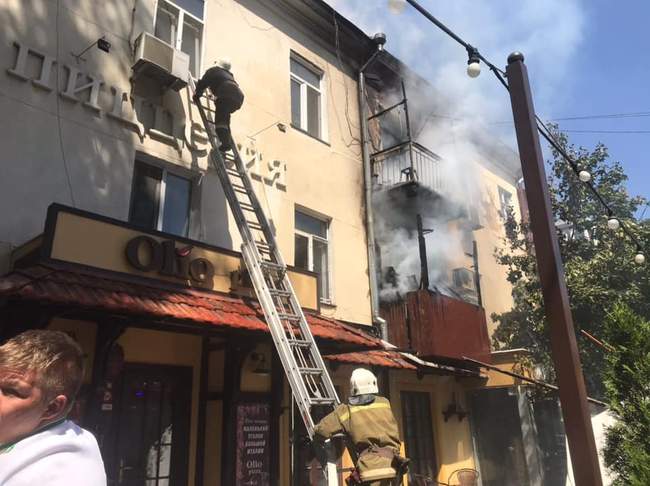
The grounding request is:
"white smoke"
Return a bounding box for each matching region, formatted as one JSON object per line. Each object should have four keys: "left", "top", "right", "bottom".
{"left": 326, "top": 0, "right": 586, "bottom": 131}
{"left": 327, "top": 0, "right": 585, "bottom": 302}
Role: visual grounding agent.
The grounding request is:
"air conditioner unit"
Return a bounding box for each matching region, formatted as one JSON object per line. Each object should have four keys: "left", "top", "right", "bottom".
{"left": 132, "top": 32, "right": 189, "bottom": 91}
{"left": 452, "top": 267, "right": 476, "bottom": 291}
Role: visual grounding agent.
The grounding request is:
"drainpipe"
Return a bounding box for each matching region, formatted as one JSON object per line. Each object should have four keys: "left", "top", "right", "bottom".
{"left": 358, "top": 33, "right": 386, "bottom": 338}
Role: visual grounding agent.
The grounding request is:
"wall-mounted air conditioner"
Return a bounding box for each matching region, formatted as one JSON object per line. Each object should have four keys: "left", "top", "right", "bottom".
{"left": 452, "top": 267, "right": 476, "bottom": 292}
{"left": 132, "top": 32, "right": 189, "bottom": 91}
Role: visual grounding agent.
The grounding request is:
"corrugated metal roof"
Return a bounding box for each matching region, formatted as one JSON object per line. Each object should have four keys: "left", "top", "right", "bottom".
{"left": 0, "top": 264, "right": 383, "bottom": 350}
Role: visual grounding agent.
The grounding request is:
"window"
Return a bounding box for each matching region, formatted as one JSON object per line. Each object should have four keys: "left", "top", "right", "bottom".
{"left": 498, "top": 186, "right": 513, "bottom": 220}
{"left": 294, "top": 210, "right": 330, "bottom": 301}
{"left": 290, "top": 56, "right": 323, "bottom": 139}
{"left": 154, "top": 0, "right": 203, "bottom": 76}
{"left": 401, "top": 391, "right": 438, "bottom": 482}
{"left": 129, "top": 161, "right": 192, "bottom": 237}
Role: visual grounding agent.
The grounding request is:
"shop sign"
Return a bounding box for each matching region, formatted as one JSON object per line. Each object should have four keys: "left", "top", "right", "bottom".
{"left": 6, "top": 41, "right": 288, "bottom": 190}
{"left": 125, "top": 235, "right": 215, "bottom": 289}
{"left": 235, "top": 402, "right": 271, "bottom": 486}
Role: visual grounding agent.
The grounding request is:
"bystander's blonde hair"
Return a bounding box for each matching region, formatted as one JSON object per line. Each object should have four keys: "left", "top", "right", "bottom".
{"left": 0, "top": 330, "right": 85, "bottom": 413}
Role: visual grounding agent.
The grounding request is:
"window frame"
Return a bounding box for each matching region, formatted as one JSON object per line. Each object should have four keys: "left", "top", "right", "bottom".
{"left": 498, "top": 186, "right": 513, "bottom": 220}
{"left": 129, "top": 159, "right": 194, "bottom": 238}
{"left": 294, "top": 208, "right": 332, "bottom": 304}
{"left": 153, "top": 0, "right": 205, "bottom": 77}
{"left": 290, "top": 53, "right": 327, "bottom": 142}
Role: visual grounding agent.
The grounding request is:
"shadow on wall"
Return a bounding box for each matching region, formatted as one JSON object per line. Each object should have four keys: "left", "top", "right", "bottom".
{"left": 0, "top": 0, "right": 233, "bottom": 251}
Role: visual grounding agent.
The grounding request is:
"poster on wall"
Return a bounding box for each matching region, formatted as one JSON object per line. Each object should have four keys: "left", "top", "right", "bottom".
{"left": 235, "top": 402, "right": 271, "bottom": 486}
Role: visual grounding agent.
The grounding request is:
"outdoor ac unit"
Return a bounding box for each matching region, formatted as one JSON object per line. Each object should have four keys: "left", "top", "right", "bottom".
{"left": 452, "top": 267, "right": 476, "bottom": 291}
{"left": 132, "top": 32, "right": 189, "bottom": 91}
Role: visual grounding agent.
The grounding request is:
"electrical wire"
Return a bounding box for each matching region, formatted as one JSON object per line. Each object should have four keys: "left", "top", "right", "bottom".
{"left": 332, "top": 11, "right": 362, "bottom": 149}
{"left": 398, "top": 0, "right": 647, "bottom": 258}
{"left": 492, "top": 110, "right": 650, "bottom": 124}
{"left": 559, "top": 129, "right": 650, "bottom": 134}
{"left": 55, "top": 0, "right": 77, "bottom": 207}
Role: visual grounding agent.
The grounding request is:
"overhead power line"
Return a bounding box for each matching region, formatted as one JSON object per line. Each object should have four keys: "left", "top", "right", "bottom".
{"left": 492, "top": 110, "right": 650, "bottom": 125}
{"left": 561, "top": 129, "right": 650, "bottom": 134}
{"left": 394, "top": 0, "right": 647, "bottom": 262}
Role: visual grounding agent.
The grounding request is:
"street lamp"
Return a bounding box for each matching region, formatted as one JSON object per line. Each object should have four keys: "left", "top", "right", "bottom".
{"left": 634, "top": 251, "right": 645, "bottom": 265}
{"left": 607, "top": 215, "right": 620, "bottom": 231}
{"left": 466, "top": 46, "right": 481, "bottom": 78}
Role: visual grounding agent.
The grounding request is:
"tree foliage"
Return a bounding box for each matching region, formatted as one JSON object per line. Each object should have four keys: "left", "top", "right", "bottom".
{"left": 602, "top": 304, "right": 650, "bottom": 485}
{"left": 491, "top": 125, "right": 650, "bottom": 397}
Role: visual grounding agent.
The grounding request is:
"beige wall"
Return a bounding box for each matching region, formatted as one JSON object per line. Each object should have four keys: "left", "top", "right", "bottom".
{"left": 389, "top": 371, "right": 477, "bottom": 484}
{"left": 0, "top": 0, "right": 372, "bottom": 325}
{"left": 473, "top": 162, "right": 522, "bottom": 338}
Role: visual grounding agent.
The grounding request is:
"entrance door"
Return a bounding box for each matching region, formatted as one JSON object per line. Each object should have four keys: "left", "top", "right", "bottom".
{"left": 110, "top": 364, "right": 192, "bottom": 486}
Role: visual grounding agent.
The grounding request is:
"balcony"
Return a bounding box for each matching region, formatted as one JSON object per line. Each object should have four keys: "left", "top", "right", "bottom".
{"left": 380, "top": 289, "right": 491, "bottom": 364}
{"left": 371, "top": 140, "right": 443, "bottom": 193}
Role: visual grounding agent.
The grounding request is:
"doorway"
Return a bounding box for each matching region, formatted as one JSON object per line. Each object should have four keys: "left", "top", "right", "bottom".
{"left": 106, "top": 364, "right": 192, "bottom": 486}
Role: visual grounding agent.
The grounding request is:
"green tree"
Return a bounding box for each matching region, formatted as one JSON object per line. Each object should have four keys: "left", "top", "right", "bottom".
{"left": 492, "top": 125, "right": 650, "bottom": 397}
{"left": 602, "top": 304, "right": 650, "bottom": 485}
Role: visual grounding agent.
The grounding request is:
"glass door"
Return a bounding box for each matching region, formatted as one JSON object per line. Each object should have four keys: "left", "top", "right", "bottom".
{"left": 108, "top": 364, "right": 192, "bottom": 486}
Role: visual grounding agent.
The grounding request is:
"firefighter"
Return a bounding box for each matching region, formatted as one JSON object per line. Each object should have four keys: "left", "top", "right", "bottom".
{"left": 313, "top": 368, "right": 408, "bottom": 485}
{"left": 193, "top": 58, "right": 244, "bottom": 152}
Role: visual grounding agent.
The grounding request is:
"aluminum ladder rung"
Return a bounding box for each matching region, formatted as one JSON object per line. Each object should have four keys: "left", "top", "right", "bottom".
{"left": 240, "top": 202, "right": 257, "bottom": 212}
{"left": 260, "top": 261, "right": 286, "bottom": 273}
{"left": 226, "top": 168, "right": 242, "bottom": 177}
{"left": 246, "top": 220, "right": 263, "bottom": 231}
{"left": 310, "top": 397, "right": 337, "bottom": 405}
{"left": 269, "top": 288, "right": 291, "bottom": 297}
{"left": 298, "top": 367, "right": 324, "bottom": 375}
{"left": 278, "top": 313, "right": 301, "bottom": 322}
{"left": 232, "top": 183, "right": 248, "bottom": 194}
{"left": 289, "top": 339, "right": 312, "bottom": 348}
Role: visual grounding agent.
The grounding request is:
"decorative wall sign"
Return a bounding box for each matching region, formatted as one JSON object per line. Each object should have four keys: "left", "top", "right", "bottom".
{"left": 6, "top": 41, "right": 289, "bottom": 188}
{"left": 235, "top": 402, "right": 271, "bottom": 486}
{"left": 125, "top": 235, "right": 215, "bottom": 288}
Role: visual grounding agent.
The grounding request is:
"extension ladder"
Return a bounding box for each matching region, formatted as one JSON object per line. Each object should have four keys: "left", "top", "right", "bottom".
{"left": 189, "top": 78, "right": 341, "bottom": 484}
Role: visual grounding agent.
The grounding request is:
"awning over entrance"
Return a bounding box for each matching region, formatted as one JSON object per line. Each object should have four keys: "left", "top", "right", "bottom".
{"left": 0, "top": 263, "right": 383, "bottom": 351}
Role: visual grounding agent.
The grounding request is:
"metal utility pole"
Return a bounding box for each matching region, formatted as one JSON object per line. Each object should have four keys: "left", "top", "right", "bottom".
{"left": 506, "top": 52, "right": 603, "bottom": 486}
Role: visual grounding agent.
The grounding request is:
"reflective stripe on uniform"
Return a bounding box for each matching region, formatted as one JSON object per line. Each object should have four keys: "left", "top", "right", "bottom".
{"left": 359, "top": 467, "right": 397, "bottom": 481}
{"left": 339, "top": 402, "right": 392, "bottom": 423}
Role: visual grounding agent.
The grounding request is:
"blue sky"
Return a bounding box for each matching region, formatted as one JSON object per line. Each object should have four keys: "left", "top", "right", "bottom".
{"left": 327, "top": 0, "right": 650, "bottom": 214}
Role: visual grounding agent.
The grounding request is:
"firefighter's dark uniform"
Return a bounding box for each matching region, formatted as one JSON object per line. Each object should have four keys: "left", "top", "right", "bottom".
{"left": 313, "top": 395, "right": 403, "bottom": 486}
{"left": 193, "top": 65, "right": 244, "bottom": 151}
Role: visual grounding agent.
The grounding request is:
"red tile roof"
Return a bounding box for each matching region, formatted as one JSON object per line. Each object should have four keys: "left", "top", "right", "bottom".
{"left": 0, "top": 264, "right": 384, "bottom": 351}
{"left": 324, "top": 350, "right": 416, "bottom": 370}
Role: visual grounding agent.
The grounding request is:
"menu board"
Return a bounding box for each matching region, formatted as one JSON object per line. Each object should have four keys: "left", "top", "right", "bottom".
{"left": 235, "top": 402, "right": 271, "bottom": 486}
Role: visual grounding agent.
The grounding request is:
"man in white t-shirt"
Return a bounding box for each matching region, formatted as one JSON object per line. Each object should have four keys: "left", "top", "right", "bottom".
{"left": 0, "top": 330, "right": 106, "bottom": 485}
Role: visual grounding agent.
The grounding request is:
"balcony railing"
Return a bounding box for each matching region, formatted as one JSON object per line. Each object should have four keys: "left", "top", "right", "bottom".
{"left": 371, "top": 141, "right": 443, "bottom": 193}
{"left": 380, "top": 289, "right": 491, "bottom": 363}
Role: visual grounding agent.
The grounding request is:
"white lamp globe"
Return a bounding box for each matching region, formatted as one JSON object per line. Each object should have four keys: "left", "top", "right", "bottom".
{"left": 607, "top": 217, "right": 620, "bottom": 231}
{"left": 388, "top": 0, "right": 407, "bottom": 14}
{"left": 635, "top": 253, "right": 645, "bottom": 265}
{"left": 578, "top": 170, "right": 591, "bottom": 182}
{"left": 467, "top": 61, "right": 481, "bottom": 78}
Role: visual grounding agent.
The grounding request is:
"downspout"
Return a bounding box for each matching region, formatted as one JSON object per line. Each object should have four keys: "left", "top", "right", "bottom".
{"left": 358, "top": 34, "right": 386, "bottom": 338}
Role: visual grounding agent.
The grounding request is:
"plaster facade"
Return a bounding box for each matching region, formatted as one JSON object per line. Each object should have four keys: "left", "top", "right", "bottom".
{"left": 0, "top": 0, "right": 371, "bottom": 325}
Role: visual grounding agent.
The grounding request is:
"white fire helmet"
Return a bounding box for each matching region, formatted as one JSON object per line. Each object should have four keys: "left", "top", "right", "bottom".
{"left": 215, "top": 58, "right": 232, "bottom": 71}
{"left": 349, "top": 368, "right": 378, "bottom": 397}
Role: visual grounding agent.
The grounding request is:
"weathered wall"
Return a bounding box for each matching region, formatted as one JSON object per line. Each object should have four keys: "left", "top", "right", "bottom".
{"left": 0, "top": 0, "right": 372, "bottom": 325}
